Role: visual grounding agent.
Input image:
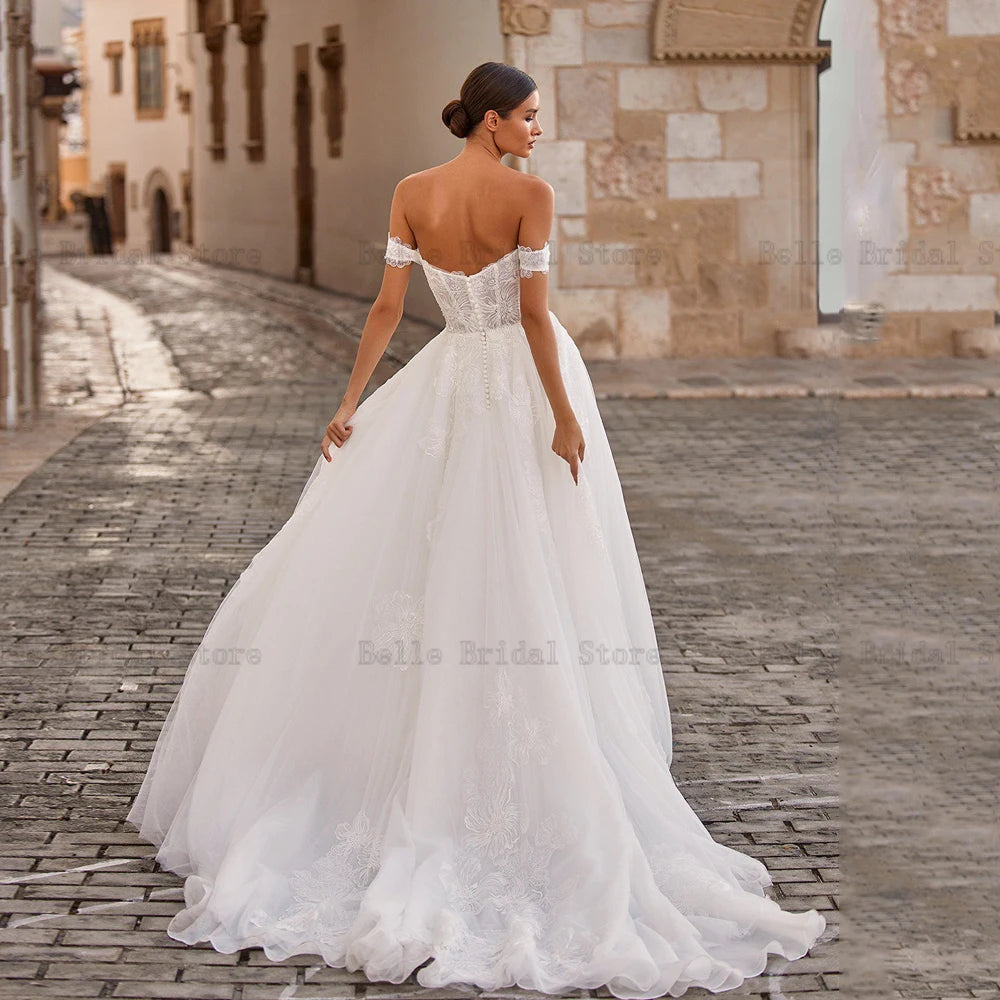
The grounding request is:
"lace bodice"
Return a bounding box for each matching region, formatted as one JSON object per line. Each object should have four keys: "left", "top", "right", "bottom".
{"left": 384, "top": 232, "right": 550, "bottom": 334}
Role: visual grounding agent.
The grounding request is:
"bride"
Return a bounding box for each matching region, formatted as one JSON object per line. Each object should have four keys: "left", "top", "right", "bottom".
{"left": 126, "top": 60, "right": 826, "bottom": 998}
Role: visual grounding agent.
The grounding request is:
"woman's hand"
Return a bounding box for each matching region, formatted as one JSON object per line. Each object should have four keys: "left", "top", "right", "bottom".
{"left": 552, "top": 414, "right": 585, "bottom": 484}
{"left": 321, "top": 401, "right": 357, "bottom": 461}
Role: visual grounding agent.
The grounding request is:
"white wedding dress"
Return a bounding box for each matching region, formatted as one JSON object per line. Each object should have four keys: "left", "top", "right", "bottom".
{"left": 126, "top": 232, "right": 826, "bottom": 998}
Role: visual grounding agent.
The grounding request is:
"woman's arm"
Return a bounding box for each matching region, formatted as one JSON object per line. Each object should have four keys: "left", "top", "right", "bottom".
{"left": 321, "top": 181, "right": 413, "bottom": 460}
{"left": 342, "top": 180, "right": 414, "bottom": 409}
{"left": 518, "top": 178, "right": 585, "bottom": 484}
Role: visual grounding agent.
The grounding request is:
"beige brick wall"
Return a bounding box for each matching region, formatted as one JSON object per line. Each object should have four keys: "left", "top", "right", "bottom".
{"left": 505, "top": 0, "right": 1000, "bottom": 359}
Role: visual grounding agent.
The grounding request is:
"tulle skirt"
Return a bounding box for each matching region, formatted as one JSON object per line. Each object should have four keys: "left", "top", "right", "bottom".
{"left": 126, "top": 311, "right": 826, "bottom": 998}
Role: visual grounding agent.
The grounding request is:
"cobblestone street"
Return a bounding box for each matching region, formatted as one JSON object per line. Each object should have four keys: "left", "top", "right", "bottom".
{"left": 1, "top": 256, "right": 997, "bottom": 999}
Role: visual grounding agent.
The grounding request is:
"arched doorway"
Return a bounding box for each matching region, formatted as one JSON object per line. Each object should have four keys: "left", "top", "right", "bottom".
{"left": 108, "top": 164, "right": 127, "bottom": 244}
{"left": 151, "top": 187, "right": 172, "bottom": 253}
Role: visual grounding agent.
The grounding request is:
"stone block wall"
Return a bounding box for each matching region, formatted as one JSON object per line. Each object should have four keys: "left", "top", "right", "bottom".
{"left": 502, "top": 0, "right": 999, "bottom": 359}
{"left": 876, "top": 0, "right": 1000, "bottom": 357}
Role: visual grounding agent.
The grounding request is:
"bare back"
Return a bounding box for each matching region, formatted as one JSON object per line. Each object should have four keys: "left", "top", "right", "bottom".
{"left": 399, "top": 160, "right": 536, "bottom": 277}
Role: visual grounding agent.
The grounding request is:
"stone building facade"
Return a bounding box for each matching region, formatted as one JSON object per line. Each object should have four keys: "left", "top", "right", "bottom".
{"left": 1, "top": 0, "right": 42, "bottom": 429}
{"left": 875, "top": 0, "right": 1000, "bottom": 357}
{"left": 170, "top": 0, "right": 1000, "bottom": 359}
{"left": 186, "top": 0, "right": 506, "bottom": 327}
{"left": 507, "top": 0, "right": 999, "bottom": 359}
{"left": 81, "top": 0, "right": 195, "bottom": 256}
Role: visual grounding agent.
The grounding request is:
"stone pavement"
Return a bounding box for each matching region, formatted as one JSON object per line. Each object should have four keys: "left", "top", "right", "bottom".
{"left": 4, "top": 248, "right": 1000, "bottom": 500}
{"left": 0, "top": 252, "right": 996, "bottom": 1000}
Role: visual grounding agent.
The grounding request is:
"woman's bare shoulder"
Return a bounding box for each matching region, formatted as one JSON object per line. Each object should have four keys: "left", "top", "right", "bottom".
{"left": 513, "top": 166, "right": 550, "bottom": 187}
{"left": 394, "top": 163, "right": 551, "bottom": 219}
{"left": 517, "top": 171, "right": 553, "bottom": 200}
{"left": 392, "top": 166, "right": 445, "bottom": 204}
{"left": 394, "top": 169, "right": 426, "bottom": 190}
{"left": 511, "top": 172, "right": 554, "bottom": 224}
{"left": 490, "top": 168, "right": 552, "bottom": 214}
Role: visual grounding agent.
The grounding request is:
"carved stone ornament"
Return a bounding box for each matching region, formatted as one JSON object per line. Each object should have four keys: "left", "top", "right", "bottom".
{"left": 132, "top": 23, "right": 165, "bottom": 47}
{"left": 908, "top": 167, "right": 960, "bottom": 226}
{"left": 317, "top": 26, "right": 345, "bottom": 158}
{"left": 500, "top": 0, "right": 551, "bottom": 36}
{"left": 653, "top": 44, "right": 829, "bottom": 62}
{"left": 238, "top": 10, "right": 267, "bottom": 46}
{"left": 317, "top": 34, "right": 344, "bottom": 73}
{"left": 12, "top": 232, "right": 32, "bottom": 303}
{"left": 6, "top": 8, "right": 32, "bottom": 47}
{"left": 880, "top": 0, "right": 945, "bottom": 42}
{"left": 954, "top": 63, "right": 1000, "bottom": 142}
{"left": 203, "top": 21, "right": 226, "bottom": 54}
{"left": 652, "top": 0, "right": 828, "bottom": 62}
{"left": 955, "top": 104, "right": 1000, "bottom": 143}
{"left": 888, "top": 58, "right": 931, "bottom": 114}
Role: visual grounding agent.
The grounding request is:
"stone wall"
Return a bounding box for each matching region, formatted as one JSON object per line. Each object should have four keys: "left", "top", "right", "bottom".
{"left": 503, "top": 0, "right": 999, "bottom": 359}
{"left": 876, "top": 0, "right": 1000, "bottom": 356}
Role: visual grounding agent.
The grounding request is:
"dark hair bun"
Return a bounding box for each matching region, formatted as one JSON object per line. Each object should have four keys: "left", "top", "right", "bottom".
{"left": 442, "top": 99, "right": 471, "bottom": 139}
{"left": 441, "top": 64, "right": 537, "bottom": 141}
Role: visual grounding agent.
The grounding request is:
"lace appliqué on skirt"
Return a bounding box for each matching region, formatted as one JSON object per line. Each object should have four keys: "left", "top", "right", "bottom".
{"left": 576, "top": 474, "right": 607, "bottom": 553}
{"left": 417, "top": 340, "right": 464, "bottom": 458}
{"left": 366, "top": 589, "right": 425, "bottom": 670}
{"left": 647, "top": 847, "right": 756, "bottom": 940}
{"left": 424, "top": 667, "right": 597, "bottom": 982}
{"left": 271, "top": 810, "right": 383, "bottom": 946}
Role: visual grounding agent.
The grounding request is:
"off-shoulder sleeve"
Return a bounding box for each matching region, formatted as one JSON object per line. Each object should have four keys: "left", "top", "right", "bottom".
{"left": 385, "top": 231, "right": 420, "bottom": 268}
{"left": 516, "top": 241, "right": 550, "bottom": 278}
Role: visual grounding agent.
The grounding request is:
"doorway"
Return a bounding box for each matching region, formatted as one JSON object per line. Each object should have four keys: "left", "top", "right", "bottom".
{"left": 151, "top": 187, "right": 172, "bottom": 252}
{"left": 293, "top": 45, "right": 314, "bottom": 284}
{"left": 108, "top": 163, "right": 126, "bottom": 243}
